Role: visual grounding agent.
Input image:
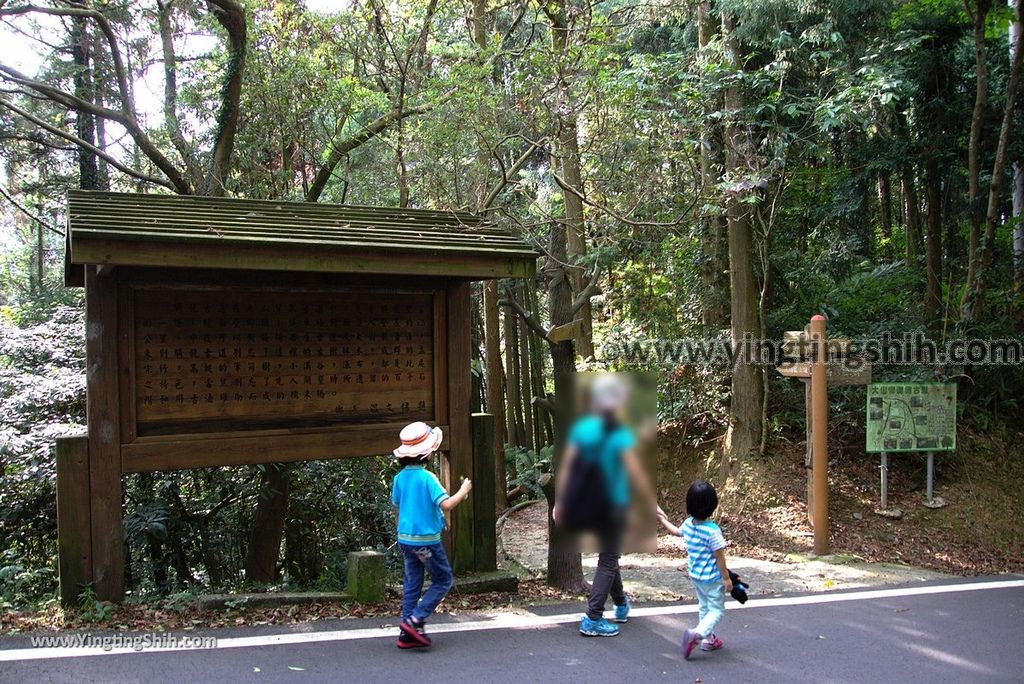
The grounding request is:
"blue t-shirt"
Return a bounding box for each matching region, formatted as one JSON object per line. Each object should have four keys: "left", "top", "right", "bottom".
{"left": 680, "top": 517, "right": 727, "bottom": 582}
{"left": 391, "top": 466, "right": 450, "bottom": 545}
{"left": 568, "top": 415, "right": 636, "bottom": 507}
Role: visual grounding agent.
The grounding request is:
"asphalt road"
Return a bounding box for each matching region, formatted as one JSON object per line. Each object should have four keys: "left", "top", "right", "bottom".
{"left": 2, "top": 577, "right": 1022, "bottom": 684}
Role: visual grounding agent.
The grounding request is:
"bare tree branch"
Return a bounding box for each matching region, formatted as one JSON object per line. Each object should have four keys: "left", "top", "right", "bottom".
{"left": 0, "top": 182, "right": 64, "bottom": 236}
{"left": 571, "top": 264, "right": 602, "bottom": 316}
{"left": 0, "top": 63, "right": 192, "bottom": 192}
{"left": 1, "top": 4, "right": 133, "bottom": 115}
{"left": 498, "top": 295, "right": 551, "bottom": 342}
{"left": 0, "top": 97, "right": 176, "bottom": 189}
{"left": 551, "top": 168, "right": 695, "bottom": 230}
{"left": 305, "top": 99, "right": 438, "bottom": 202}
{"left": 482, "top": 139, "right": 544, "bottom": 210}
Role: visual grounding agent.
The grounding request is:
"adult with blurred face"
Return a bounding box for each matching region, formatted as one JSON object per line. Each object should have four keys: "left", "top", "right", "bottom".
{"left": 552, "top": 374, "right": 656, "bottom": 637}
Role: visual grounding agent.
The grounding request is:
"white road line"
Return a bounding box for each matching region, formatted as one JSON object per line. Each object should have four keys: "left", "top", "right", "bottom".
{"left": 2, "top": 578, "right": 1021, "bottom": 662}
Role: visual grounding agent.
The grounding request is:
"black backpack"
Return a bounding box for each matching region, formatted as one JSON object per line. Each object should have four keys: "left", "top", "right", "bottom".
{"left": 558, "top": 430, "right": 613, "bottom": 532}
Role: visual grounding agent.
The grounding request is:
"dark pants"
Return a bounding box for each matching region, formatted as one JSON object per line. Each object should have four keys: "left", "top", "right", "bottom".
{"left": 586, "top": 510, "right": 627, "bottom": 619}
{"left": 399, "top": 542, "right": 453, "bottom": 622}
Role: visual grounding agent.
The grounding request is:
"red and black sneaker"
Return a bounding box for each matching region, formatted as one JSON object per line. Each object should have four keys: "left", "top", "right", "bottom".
{"left": 396, "top": 629, "right": 424, "bottom": 650}
{"left": 399, "top": 618, "right": 432, "bottom": 648}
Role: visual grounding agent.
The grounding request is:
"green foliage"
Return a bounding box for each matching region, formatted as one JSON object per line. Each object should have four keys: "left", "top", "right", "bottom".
{"left": 76, "top": 586, "right": 115, "bottom": 624}
{"left": 505, "top": 444, "right": 553, "bottom": 500}
{"left": 0, "top": 548, "right": 54, "bottom": 610}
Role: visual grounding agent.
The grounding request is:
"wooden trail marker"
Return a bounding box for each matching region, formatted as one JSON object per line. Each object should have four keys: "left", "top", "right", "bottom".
{"left": 809, "top": 315, "right": 829, "bottom": 556}
{"left": 774, "top": 316, "right": 874, "bottom": 556}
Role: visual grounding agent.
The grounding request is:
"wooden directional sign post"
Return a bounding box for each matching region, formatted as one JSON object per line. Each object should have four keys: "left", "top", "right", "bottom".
{"left": 60, "top": 191, "right": 537, "bottom": 603}
{"left": 776, "top": 316, "right": 872, "bottom": 555}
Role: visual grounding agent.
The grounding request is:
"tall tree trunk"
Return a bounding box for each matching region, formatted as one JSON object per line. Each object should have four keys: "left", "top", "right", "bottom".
{"left": 245, "top": 464, "right": 290, "bottom": 584}
{"left": 878, "top": 173, "right": 893, "bottom": 258}
{"left": 546, "top": 1, "right": 593, "bottom": 360}
{"left": 504, "top": 295, "right": 526, "bottom": 447}
{"left": 961, "top": 0, "right": 993, "bottom": 321}
{"left": 902, "top": 165, "right": 922, "bottom": 267}
{"left": 483, "top": 282, "right": 508, "bottom": 508}
{"left": 544, "top": 214, "right": 586, "bottom": 592}
{"left": 538, "top": 0, "right": 586, "bottom": 591}
{"left": 924, "top": 149, "right": 944, "bottom": 325}
{"left": 697, "top": 0, "right": 729, "bottom": 328}
{"left": 517, "top": 290, "right": 534, "bottom": 456}
{"left": 1014, "top": 0, "right": 1024, "bottom": 294}
{"left": 70, "top": 2, "right": 98, "bottom": 190}
{"left": 963, "top": 0, "right": 1024, "bottom": 322}
{"left": 527, "top": 285, "right": 550, "bottom": 450}
{"left": 471, "top": 0, "right": 509, "bottom": 512}
{"left": 721, "top": 12, "right": 763, "bottom": 471}
{"left": 204, "top": 0, "right": 246, "bottom": 196}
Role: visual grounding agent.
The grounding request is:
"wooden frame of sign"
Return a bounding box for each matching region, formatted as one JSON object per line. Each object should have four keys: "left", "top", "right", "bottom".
{"left": 61, "top": 191, "right": 537, "bottom": 602}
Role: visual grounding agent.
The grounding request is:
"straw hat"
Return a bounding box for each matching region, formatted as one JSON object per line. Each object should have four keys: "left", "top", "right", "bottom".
{"left": 393, "top": 421, "right": 443, "bottom": 458}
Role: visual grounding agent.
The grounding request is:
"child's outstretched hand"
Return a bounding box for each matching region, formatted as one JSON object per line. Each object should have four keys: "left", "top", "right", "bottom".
{"left": 460, "top": 477, "right": 473, "bottom": 493}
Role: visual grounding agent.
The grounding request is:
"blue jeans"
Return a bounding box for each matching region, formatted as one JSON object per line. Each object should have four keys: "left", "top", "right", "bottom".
{"left": 692, "top": 578, "right": 725, "bottom": 638}
{"left": 399, "top": 542, "right": 453, "bottom": 622}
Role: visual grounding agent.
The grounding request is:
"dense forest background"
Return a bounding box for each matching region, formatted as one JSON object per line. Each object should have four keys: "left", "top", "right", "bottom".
{"left": 1, "top": 0, "right": 1022, "bottom": 608}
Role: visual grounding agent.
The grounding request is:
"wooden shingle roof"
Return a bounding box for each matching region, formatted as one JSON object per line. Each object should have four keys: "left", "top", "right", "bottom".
{"left": 65, "top": 190, "right": 537, "bottom": 282}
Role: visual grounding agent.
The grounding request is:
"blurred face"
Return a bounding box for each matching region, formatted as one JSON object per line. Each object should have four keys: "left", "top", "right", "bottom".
{"left": 589, "top": 374, "right": 628, "bottom": 415}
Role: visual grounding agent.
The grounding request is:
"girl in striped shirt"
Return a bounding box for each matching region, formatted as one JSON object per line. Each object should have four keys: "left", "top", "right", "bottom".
{"left": 656, "top": 480, "right": 733, "bottom": 660}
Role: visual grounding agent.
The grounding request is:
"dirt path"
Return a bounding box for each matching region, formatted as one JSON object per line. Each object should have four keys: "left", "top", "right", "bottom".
{"left": 500, "top": 501, "right": 947, "bottom": 601}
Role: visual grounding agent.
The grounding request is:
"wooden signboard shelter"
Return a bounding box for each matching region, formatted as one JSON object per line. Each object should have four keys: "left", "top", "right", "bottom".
{"left": 60, "top": 190, "right": 537, "bottom": 603}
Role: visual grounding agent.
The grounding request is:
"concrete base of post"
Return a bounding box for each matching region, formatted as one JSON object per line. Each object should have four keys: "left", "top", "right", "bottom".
{"left": 347, "top": 550, "right": 385, "bottom": 603}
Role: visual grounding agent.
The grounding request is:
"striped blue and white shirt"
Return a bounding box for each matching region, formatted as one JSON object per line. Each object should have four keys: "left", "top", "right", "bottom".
{"left": 680, "top": 517, "right": 727, "bottom": 582}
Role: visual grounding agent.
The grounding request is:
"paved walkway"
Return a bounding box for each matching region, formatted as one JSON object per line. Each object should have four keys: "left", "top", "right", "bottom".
{"left": 3, "top": 578, "right": 1021, "bottom": 683}
{"left": 500, "top": 501, "right": 947, "bottom": 600}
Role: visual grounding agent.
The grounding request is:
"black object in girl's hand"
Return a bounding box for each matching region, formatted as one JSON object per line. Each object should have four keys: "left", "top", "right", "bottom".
{"left": 728, "top": 570, "right": 750, "bottom": 604}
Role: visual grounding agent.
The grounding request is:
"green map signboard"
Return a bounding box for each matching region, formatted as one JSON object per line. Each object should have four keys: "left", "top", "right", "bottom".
{"left": 866, "top": 382, "right": 957, "bottom": 453}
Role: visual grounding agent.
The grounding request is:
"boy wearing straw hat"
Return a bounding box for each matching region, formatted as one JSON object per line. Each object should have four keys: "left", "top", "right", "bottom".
{"left": 391, "top": 421, "right": 472, "bottom": 649}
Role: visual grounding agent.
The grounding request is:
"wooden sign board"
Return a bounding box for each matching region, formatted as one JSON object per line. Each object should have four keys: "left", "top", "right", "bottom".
{"left": 132, "top": 288, "right": 435, "bottom": 436}
{"left": 548, "top": 319, "right": 582, "bottom": 343}
{"left": 776, "top": 360, "right": 872, "bottom": 386}
{"left": 781, "top": 331, "right": 852, "bottom": 360}
{"left": 108, "top": 275, "right": 457, "bottom": 473}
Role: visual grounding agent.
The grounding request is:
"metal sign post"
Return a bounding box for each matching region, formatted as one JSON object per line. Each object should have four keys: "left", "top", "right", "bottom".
{"left": 867, "top": 382, "right": 955, "bottom": 514}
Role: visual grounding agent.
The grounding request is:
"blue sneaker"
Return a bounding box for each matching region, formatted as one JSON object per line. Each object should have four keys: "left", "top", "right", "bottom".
{"left": 613, "top": 599, "right": 631, "bottom": 623}
{"left": 579, "top": 616, "right": 619, "bottom": 637}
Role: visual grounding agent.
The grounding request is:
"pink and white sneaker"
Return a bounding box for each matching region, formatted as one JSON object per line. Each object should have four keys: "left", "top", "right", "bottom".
{"left": 682, "top": 629, "right": 700, "bottom": 660}
{"left": 701, "top": 635, "right": 723, "bottom": 651}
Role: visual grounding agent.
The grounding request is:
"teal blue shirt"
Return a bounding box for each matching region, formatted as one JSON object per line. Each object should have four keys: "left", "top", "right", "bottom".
{"left": 391, "top": 465, "right": 449, "bottom": 545}
{"left": 568, "top": 415, "right": 636, "bottom": 507}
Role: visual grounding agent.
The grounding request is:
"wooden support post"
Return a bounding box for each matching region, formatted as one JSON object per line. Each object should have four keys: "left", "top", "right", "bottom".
{"left": 446, "top": 282, "right": 475, "bottom": 573}
{"left": 471, "top": 413, "right": 497, "bottom": 572}
{"left": 804, "top": 378, "right": 813, "bottom": 526}
{"left": 85, "top": 265, "right": 125, "bottom": 601}
{"left": 56, "top": 434, "right": 92, "bottom": 607}
{"left": 810, "top": 314, "right": 830, "bottom": 555}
